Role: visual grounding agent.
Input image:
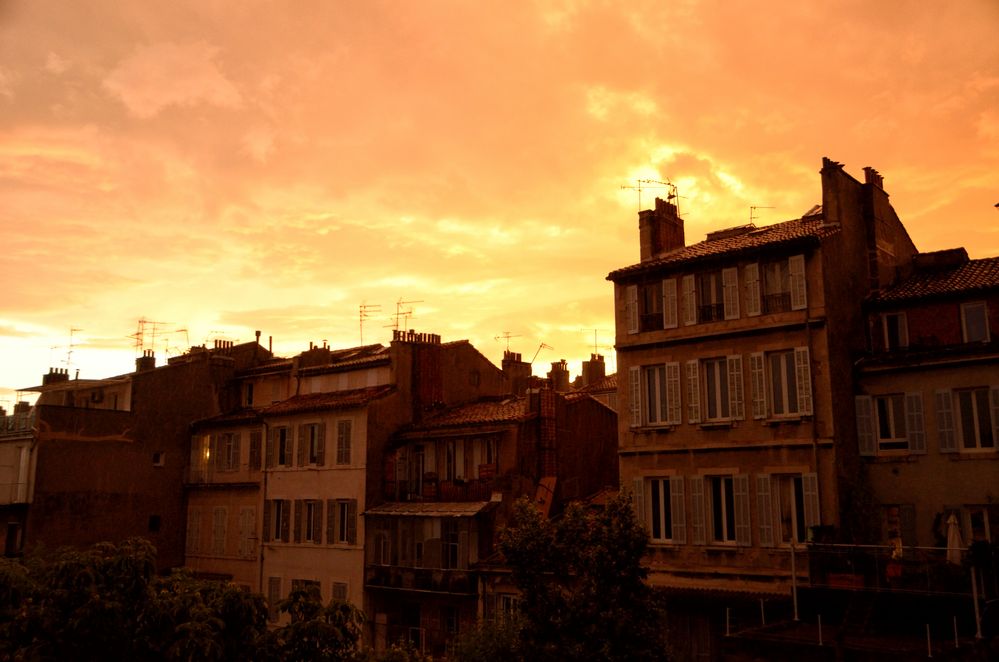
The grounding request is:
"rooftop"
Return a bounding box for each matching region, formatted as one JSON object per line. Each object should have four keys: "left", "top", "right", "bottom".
{"left": 262, "top": 384, "right": 394, "bottom": 417}
{"left": 365, "top": 501, "right": 492, "bottom": 517}
{"left": 873, "top": 255, "right": 999, "bottom": 303}
{"left": 402, "top": 397, "right": 532, "bottom": 431}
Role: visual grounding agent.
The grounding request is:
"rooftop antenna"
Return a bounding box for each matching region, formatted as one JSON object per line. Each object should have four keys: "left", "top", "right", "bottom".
{"left": 530, "top": 342, "right": 554, "bottom": 365}
{"left": 390, "top": 298, "right": 423, "bottom": 332}
{"left": 621, "top": 178, "right": 671, "bottom": 212}
{"left": 128, "top": 318, "right": 169, "bottom": 355}
{"left": 359, "top": 303, "right": 381, "bottom": 344}
{"left": 750, "top": 205, "right": 774, "bottom": 224}
{"left": 579, "top": 328, "right": 609, "bottom": 355}
{"left": 64, "top": 327, "right": 82, "bottom": 369}
{"left": 494, "top": 331, "right": 522, "bottom": 352}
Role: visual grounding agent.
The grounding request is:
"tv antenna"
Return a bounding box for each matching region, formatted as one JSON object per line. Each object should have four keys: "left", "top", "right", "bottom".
{"left": 750, "top": 205, "right": 774, "bottom": 224}
{"left": 64, "top": 327, "right": 82, "bottom": 368}
{"left": 579, "top": 328, "right": 610, "bottom": 355}
{"left": 359, "top": 303, "right": 381, "bottom": 344}
{"left": 389, "top": 298, "right": 423, "bottom": 332}
{"left": 530, "top": 342, "right": 554, "bottom": 365}
{"left": 620, "top": 178, "right": 680, "bottom": 215}
{"left": 129, "top": 318, "right": 170, "bottom": 355}
{"left": 494, "top": 331, "right": 522, "bottom": 352}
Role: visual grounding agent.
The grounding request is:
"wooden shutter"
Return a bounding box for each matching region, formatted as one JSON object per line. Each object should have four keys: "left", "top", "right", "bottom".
{"left": 802, "top": 473, "right": 820, "bottom": 528}
{"left": 722, "top": 267, "right": 739, "bottom": 320}
{"left": 297, "top": 425, "right": 307, "bottom": 466}
{"left": 905, "top": 392, "right": 925, "bottom": 453}
{"left": 626, "top": 285, "right": 639, "bottom": 334}
{"left": 682, "top": 275, "right": 697, "bottom": 326}
{"left": 313, "top": 501, "right": 324, "bottom": 545}
{"left": 686, "top": 360, "right": 701, "bottom": 424}
{"left": 663, "top": 278, "right": 678, "bottom": 328}
{"left": 249, "top": 430, "right": 262, "bottom": 470}
{"left": 347, "top": 500, "right": 358, "bottom": 545}
{"left": 734, "top": 474, "right": 751, "bottom": 546}
{"left": 262, "top": 501, "right": 272, "bottom": 543}
{"left": 794, "top": 347, "right": 812, "bottom": 415}
{"left": 669, "top": 477, "right": 686, "bottom": 544}
{"left": 856, "top": 396, "right": 875, "bottom": 456}
{"left": 935, "top": 390, "right": 957, "bottom": 453}
{"left": 727, "top": 355, "right": 744, "bottom": 420}
{"left": 690, "top": 477, "right": 706, "bottom": 545}
{"left": 629, "top": 366, "right": 641, "bottom": 427}
{"left": 326, "top": 499, "right": 336, "bottom": 544}
{"left": 756, "top": 475, "right": 774, "bottom": 547}
{"left": 265, "top": 428, "right": 274, "bottom": 468}
{"left": 294, "top": 499, "right": 304, "bottom": 543}
{"left": 212, "top": 434, "right": 224, "bottom": 471}
{"left": 789, "top": 254, "right": 807, "bottom": 310}
{"left": 745, "top": 263, "right": 761, "bottom": 316}
{"left": 280, "top": 500, "right": 291, "bottom": 542}
{"left": 316, "top": 423, "right": 326, "bottom": 466}
{"left": 750, "top": 352, "right": 767, "bottom": 419}
{"left": 632, "top": 477, "right": 645, "bottom": 525}
{"left": 991, "top": 387, "right": 999, "bottom": 447}
{"left": 666, "top": 362, "right": 682, "bottom": 425}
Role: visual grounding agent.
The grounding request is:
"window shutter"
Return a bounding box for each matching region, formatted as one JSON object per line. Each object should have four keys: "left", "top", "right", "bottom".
{"left": 727, "top": 355, "right": 745, "bottom": 420}
{"left": 313, "top": 501, "right": 324, "bottom": 545}
{"left": 297, "top": 425, "right": 306, "bottom": 466}
{"left": 686, "top": 360, "right": 701, "bottom": 424}
{"left": 234, "top": 433, "right": 242, "bottom": 470}
{"left": 666, "top": 362, "right": 682, "bottom": 425}
{"left": 663, "top": 278, "right": 678, "bottom": 328}
{"left": 326, "top": 499, "right": 336, "bottom": 544}
{"left": 316, "top": 423, "right": 326, "bottom": 466}
{"left": 265, "top": 428, "right": 274, "bottom": 468}
{"left": 750, "top": 352, "right": 767, "bottom": 419}
{"left": 722, "top": 267, "right": 739, "bottom": 320}
{"left": 294, "top": 499, "right": 304, "bottom": 543}
{"left": 802, "top": 473, "right": 820, "bottom": 528}
{"left": 458, "top": 530, "right": 469, "bottom": 570}
{"left": 669, "top": 477, "right": 686, "bottom": 544}
{"left": 212, "top": 435, "right": 224, "bottom": 471}
{"left": 794, "top": 347, "right": 812, "bottom": 415}
{"left": 855, "top": 396, "right": 875, "bottom": 456}
{"left": 682, "top": 275, "right": 697, "bottom": 326}
{"left": 905, "top": 392, "right": 925, "bottom": 454}
{"left": 629, "top": 366, "right": 642, "bottom": 428}
{"left": 935, "top": 390, "right": 957, "bottom": 453}
{"left": 690, "top": 477, "right": 706, "bottom": 545}
{"left": 626, "top": 285, "right": 639, "bottom": 334}
{"left": 262, "top": 501, "right": 272, "bottom": 543}
{"left": 632, "top": 477, "right": 645, "bottom": 525}
{"left": 991, "top": 387, "right": 999, "bottom": 447}
{"left": 250, "top": 430, "right": 262, "bottom": 470}
{"left": 347, "top": 500, "right": 358, "bottom": 545}
{"left": 745, "top": 263, "right": 761, "bottom": 316}
{"left": 789, "top": 254, "right": 807, "bottom": 310}
{"left": 756, "top": 475, "right": 774, "bottom": 547}
{"left": 280, "top": 500, "right": 291, "bottom": 542}
{"left": 899, "top": 314, "right": 909, "bottom": 348}
{"left": 734, "top": 474, "right": 751, "bottom": 546}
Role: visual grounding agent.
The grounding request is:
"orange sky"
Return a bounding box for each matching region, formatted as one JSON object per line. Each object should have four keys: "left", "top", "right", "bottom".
{"left": 2, "top": 0, "right": 998, "bottom": 405}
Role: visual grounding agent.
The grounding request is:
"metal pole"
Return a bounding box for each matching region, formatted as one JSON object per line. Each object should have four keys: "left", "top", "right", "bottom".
{"left": 726, "top": 607, "right": 731, "bottom": 636}
{"left": 971, "top": 566, "right": 982, "bottom": 639}
{"left": 953, "top": 615, "right": 959, "bottom": 649}
{"left": 926, "top": 623, "right": 932, "bottom": 658}
{"left": 818, "top": 614, "right": 823, "bottom": 646}
{"left": 791, "top": 541, "right": 799, "bottom": 621}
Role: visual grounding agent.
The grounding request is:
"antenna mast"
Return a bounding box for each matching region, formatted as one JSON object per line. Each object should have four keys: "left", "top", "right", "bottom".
{"left": 494, "top": 331, "right": 522, "bottom": 352}
{"left": 359, "top": 303, "right": 381, "bottom": 344}
{"left": 530, "top": 342, "right": 553, "bottom": 365}
{"left": 390, "top": 298, "right": 424, "bottom": 332}
{"left": 750, "top": 205, "right": 774, "bottom": 224}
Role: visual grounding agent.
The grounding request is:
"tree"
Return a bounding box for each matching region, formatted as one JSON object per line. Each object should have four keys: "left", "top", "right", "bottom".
{"left": 492, "top": 492, "right": 670, "bottom": 662}
{"left": 259, "top": 583, "right": 365, "bottom": 662}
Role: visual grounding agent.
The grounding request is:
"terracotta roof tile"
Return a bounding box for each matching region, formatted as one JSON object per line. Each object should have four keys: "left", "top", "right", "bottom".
{"left": 405, "top": 397, "right": 532, "bottom": 431}
{"left": 194, "top": 408, "right": 262, "bottom": 429}
{"left": 262, "top": 385, "right": 394, "bottom": 417}
{"left": 365, "top": 501, "right": 491, "bottom": 517}
{"left": 575, "top": 373, "right": 617, "bottom": 393}
{"left": 874, "top": 256, "right": 999, "bottom": 303}
{"left": 608, "top": 215, "right": 834, "bottom": 279}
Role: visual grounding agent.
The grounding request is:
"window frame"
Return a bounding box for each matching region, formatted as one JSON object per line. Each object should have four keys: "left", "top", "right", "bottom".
{"left": 882, "top": 312, "right": 909, "bottom": 350}
{"left": 336, "top": 420, "right": 352, "bottom": 466}
{"left": 955, "top": 387, "right": 996, "bottom": 451}
{"left": 961, "top": 301, "right": 990, "bottom": 343}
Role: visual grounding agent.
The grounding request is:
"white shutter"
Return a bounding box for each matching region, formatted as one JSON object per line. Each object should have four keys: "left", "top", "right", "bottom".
{"left": 905, "top": 392, "right": 926, "bottom": 454}
{"left": 991, "top": 387, "right": 999, "bottom": 448}
{"left": 935, "top": 390, "right": 957, "bottom": 453}
{"left": 855, "top": 396, "right": 875, "bottom": 456}
{"left": 789, "top": 254, "right": 807, "bottom": 310}
{"left": 682, "top": 275, "right": 696, "bottom": 326}
{"left": 669, "top": 477, "right": 686, "bottom": 544}
{"left": 734, "top": 474, "right": 751, "bottom": 546}
{"left": 756, "top": 475, "right": 773, "bottom": 547}
{"left": 632, "top": 477, "right": 645, "bottom": 525}
{"left": 629, "top": 366, "right": 641, "bottom": 428}
{"left": 626, "top": 285, "right": 639, "bottom": 334}
{"left": 722, "top": 268, "right": 739, "bottom": 319}
{"left": 685, "top": 360, "right": 701, "bottom": 424}
{"left": 665, "top": 362, "right": 682, "bottom": 425}
{"left": 745, "top": 263, "right": 761, "bottom": 317}
{"left": 690, "top": 477, "right": 706, "bottom": 545}
{"left": 802, "top": 473, "right": 820, "bottom": 528}
{"left": 727, "top": 355, "right": 744, "bottom": 420}
{"left": 663, "top": 278, "right": 678, "bottom": 329}
{"left": 794, "top": 347, "right": 812, "bottom": 415}
{"left": 750, "top": 352, "right": 767, "bottom": 419}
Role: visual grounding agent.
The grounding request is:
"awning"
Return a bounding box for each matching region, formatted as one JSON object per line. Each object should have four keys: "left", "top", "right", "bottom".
{"left": 364, "top": 501, "right": 491, "bottom": 518}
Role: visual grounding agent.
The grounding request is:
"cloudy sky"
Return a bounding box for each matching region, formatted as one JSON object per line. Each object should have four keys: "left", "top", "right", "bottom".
{"left": 2, "top": 0, "right": 997, "bottom": 404}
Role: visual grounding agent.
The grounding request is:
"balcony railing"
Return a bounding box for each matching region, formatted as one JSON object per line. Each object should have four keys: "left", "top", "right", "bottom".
{"left": 697, "top": 303, "right": 725, "bottom": 323}
{"left": 365, "top": 564, "right": 477, "bottom": 595}
{"left": 762, "top": 292, "right": 792, "bottom": 314}
{"left": 640, "top": 313, "right": 664, "bottom": 332}
{"left": 388, "top": 468, "right": 497, "bottom": 502}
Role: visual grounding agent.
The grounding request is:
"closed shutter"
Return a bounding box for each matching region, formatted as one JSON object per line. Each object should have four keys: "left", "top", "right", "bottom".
{"left": 280, "top": 500, "right": 291, "bottom": 542}
{"left": 802, "top": 473, "right": 820, "bottom": 528}
{"left": 789, "top": 254, "right": 807, "bottom": 310}
{"left": 856, "top": 396, "right": 875, "bottom": 456}
{"left": 727, "top": 355, "right": 744, "bottom": 420}
{"left": 297, "top": 425, "right": 307, "bottom": 466}
{"left": 265, "top": 428, "right": 274, "bottom": 468}
{"left": 905, "top": 392, "right": 925, "bottom": 453}
{"left": 317, "top": 423, "right": 327, "bottom": 466}
{"left": 666, "top": 362, "right": 682, "bottom": 425}
{"left": 686, "top": 360, "right": 701, "bottom": 424}
{"left": 663, "top": 278, "right": 678, "bottom": 328}
{"left": 629, "top": 366, "right": 642, "bottom": 427}
{"left": 734, "top": 474, "right": 751, "bottom": 546}
{"left": 262, "top": 501, "right": 272, "bottom": 543}
{"left": 745, "top": 263, "right": 761, "bottom": 317}
{"left": 249, "top": 430, "right": 262, "bottom": 470}
{"left": 632, "top": 478, "right": 645, "bottom": 525}
{"left": 670, "top": 477, "right": 686, "bottom": 544}
{"left": 750, "top": 352, "right": 767, "bottom": 419}
{"left": 682, "top": 275, "right": 697, "bottom": 326}
{"left": 756, "top": 475, "right": 774, "bottom": 547}
{"left": 294, "top": 499, "right": 304, "bottom": 543}
{"left": 626, "top": 285, "right": 639, "bottom": 334}
{"left": 347, "top": 500, "right": 358, "bottom": 545}
{"left": 722, "top": 267, "right": 739, "bottom": 320}
{"left": 935, "top": 390, "right": 957, "bottom": 453}
{"left": 232, "top": 433, "right": 242, "bottom": 470}
{"left": 313, "top": 501, "right": 324, "bottom": 545}
{"left": 690, "top": 476, "right": 706, "bottom": 545}
{"left": 794, "top": 347, "right": 813, "bottom": 415}
{"left": 326, "top": 499, "right": 336, "bottom": 544}
{"left": 991, "top": 387, "right": 999, "bottom": 447}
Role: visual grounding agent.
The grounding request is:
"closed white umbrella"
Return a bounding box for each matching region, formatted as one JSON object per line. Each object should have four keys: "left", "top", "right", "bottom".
{"left": 946, "top": 512, "right": 963, "bottom": 565}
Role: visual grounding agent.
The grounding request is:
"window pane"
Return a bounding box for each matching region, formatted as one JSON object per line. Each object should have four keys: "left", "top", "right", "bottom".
{"left": 959, "top": 391, "right": 976, "bottom": 448}
{"left": 963, "top": 304, "right": 987, "bottom": 342}
{"left": 975, "top": 389, "right": 994, "bottom": 448}
{"left": 650, "top": 480, "right": 662, "bottom": 539}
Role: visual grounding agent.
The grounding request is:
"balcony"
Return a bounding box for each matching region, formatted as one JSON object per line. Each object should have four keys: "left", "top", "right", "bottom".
{"left": 762, "top": 292, "right": 792, "bottom": 314}
{"left": 697, "top": 303, "right": 725, "bottom": 323}
{"left": 640, "top": 313, "right": 664, "bottom": 332}
{"left": 365, "top": 564, "right": 477, "bottom": 595}
{"left": 387, "top": 467, "right": 498, "bottom": 502}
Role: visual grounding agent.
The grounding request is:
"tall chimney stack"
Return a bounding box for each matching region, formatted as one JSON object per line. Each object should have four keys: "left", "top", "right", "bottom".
{"left": 639, "top": 197, "right": 684, "bottom": 262}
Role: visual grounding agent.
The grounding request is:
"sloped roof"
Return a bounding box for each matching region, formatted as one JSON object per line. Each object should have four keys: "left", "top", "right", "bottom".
{"left": 873, "top": 256, "right": 999, "bottom": 303}
{"left": 404, "top": 397, "right": 532, "bottom": 432}
{"left": 193, "top": 408, "right": 262, "bottom": 429}
{"left": 262, "top": 384, "right": 394, "bottom": 417}
{"left": 575, "top": 373, "right": 617, "bottom": 393}
{"left": 608, "top": 215, "right": 835, "bottom": 279}
{"left": 365, "top": 501, "right": 491, "bottom": 517}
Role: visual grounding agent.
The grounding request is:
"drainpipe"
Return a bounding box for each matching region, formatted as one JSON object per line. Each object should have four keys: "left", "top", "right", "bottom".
{"left": 259, "top": 421, "right": 269, "bottom": 595}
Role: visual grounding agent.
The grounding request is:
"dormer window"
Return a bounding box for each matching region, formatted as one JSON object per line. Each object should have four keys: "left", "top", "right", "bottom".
{"left": 961, "top": 302, "right": 989, "bottom": 343}
{"left": 882, "top": 312, "right": 908, "bottom": 350}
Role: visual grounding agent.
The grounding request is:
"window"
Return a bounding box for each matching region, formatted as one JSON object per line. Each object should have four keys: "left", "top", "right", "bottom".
{"left": 637, "top": 477, "right": 685, "bottom": 544}
{"left": 708, "top": 476, "right": 736, "bottom": 543}
{"left": 875, "top": 394, "right": 907, "bottom": 451}
{"left": 220, "top": 432, "right": 240, "bottom": 471}
{"left": 336, "top": 420, "right": 352, "bottom": 465}
{"left": 186, "top": 507, "right": 201, "bottom": 554}
{"left": 855, "top": 393, "right": 925, "bottom": 456}
{"left": 148, "top": 515, "right": 161, "bottom": 533}
{"left": 212, "top": 507, "right": 227, "bottom": 554}
{"left": 263, "top": 499, "right": 291, "bottom": 543}
{"left": 770, "top": 475, "right": 813, "bottom": 545}
{"left": 961, "top": 302, "right": 990, "bottom": 343}
{"left": 291, "top": 578, "right": 320, "bottom": 595}
{"left": 692, "top": 356, "right": 744, "bottom": 423}
{"left": 749, "top": 348, "right": 812, "bottom": 419}
{"left": 445, "top": 439, "right": 465, "bottom": 481}
{"left": 249, "top": 430, "right": 262, "bottom": 470}
{"left": 331, "top": 581, "right": 349, "bottom": 602}
{"left": 267, "top": 426, "right": 292, "bottom": 467}
{"left": 373, "top": 530, "right": 391, "bottom": 565}
{"left": 152, "top": 451, "right": 165, "bottom": 467}
{"left": 762, "top": 260, "right": 791, "bottom": 313}
{"left": 956, "top": 387, "right": 996, "bottom": 450}
{"left": 238, "top": 507, "right": 256, "bottom": 558}
{"left": 296, "top": 500, "right": 323, "bottom": 544}
{"left": 690, "top": 474, "right": 750, "bottom": 546}
{"left": 696, "top": 271, "right": 725, "bottom": 322}
{"left": 703, "top": 358, "right": 730, "bottom": 420}
{"left": 441, "top": 519, "right": 461, "bottom": 569}
{"left": 639, "top": 281, "right": 664, "bottom": 331}
{"left": 327, "top": 499, "right": 357, "bottom": 545}
{"left": 768, "top": 351, "right": 798, "bottom": 416}
{"left": 629, "top": 363, "right": 681, "bottom": 427}
{"left": 882, "top": 312, "right": 908, "bottom": 350}
{"left": 298, "top": 423, "right": 324, "bottom": 466}
{"left": 498, "top": 594, "right": 520, "bottom": 621}
{"left": 441, "top": 606, "right": 459, "bottom": 635}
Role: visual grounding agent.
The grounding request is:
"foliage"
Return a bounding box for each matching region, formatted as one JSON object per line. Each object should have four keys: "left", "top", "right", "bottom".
{"left": 449, "top": 612, "right": 524, "bottom": 662}
{"left": 491, "top": 492, "right": 670, "bottom": 662}
{"left": 261, "top": 584, "right": 364, "bottom": 662}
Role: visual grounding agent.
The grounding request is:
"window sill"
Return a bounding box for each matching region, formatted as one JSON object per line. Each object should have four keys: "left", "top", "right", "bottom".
{"left": 761, "top": 416, "right": 809, "bottom": 426}
{"left": 698, "top": 420, "right": 733, "bottom": 429}
{"left": 703, "top": 544, "right": 741, "bottom": 553}
{"left": 632, "top": 424, "right": 677, "bottom": 432}
{"left": 947, "top": 451, "right": 999, "bottom": 460}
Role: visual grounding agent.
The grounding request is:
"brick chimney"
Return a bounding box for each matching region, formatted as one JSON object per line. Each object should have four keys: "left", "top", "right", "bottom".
{"left": 391, "top": 329, "right": 444, "bottom": 420}
{"left": 502, "top": 350, "right": 531, "bottom": 396}
{"left": 42, "top": 367, "right": 70, "bottom": 386}
{"left": 639, "top": 197, "right": 684, "bottom": 262}
{"left": 135, "top": 349, "right": 156, "bottom": 372}
{"left": 547, "top": 359, "right": 570, "bottom": 392}
{"left": 581, "top": 353, "right": 606, "bottom": 387}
